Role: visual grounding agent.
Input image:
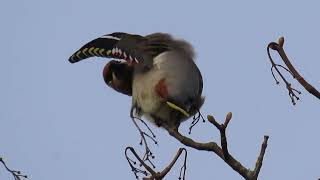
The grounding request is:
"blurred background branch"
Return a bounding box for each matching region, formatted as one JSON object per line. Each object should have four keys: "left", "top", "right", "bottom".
{"left": 0, "top": 157, "right": 27, "bottom": 180}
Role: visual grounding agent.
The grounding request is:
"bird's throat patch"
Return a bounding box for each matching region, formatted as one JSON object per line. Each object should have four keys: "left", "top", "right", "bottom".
{"left": 155, "top": 78, "right": 168, "bottom": 98}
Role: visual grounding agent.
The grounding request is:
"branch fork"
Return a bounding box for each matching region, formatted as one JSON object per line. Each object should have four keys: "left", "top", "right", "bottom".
{"left": 125, "top": 147, "right": 187, "bottom": 180}
{"left": 162, "top": 112, "right": 269, "bottom": 180}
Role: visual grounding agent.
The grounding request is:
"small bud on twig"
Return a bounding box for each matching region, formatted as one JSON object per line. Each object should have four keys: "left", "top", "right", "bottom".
{"left": 226, "top": 112, "right": 232, "bottom": 121}
{"left": 207, "top": 115, "right": 215, "bottom": 122}
{"left": 224, "top": 112, "right": 232, "bottom": 127}
{"left": 278, "top": 37, "right": 284, "bottom": 47}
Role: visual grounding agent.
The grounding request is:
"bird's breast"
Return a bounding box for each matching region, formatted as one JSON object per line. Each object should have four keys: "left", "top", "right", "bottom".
{"left": 132, "top": 51, "right": 202, "bottom": 125}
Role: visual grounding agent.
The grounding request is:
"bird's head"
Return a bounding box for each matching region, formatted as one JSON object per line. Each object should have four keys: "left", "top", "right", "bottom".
{"left": 103, "top": 60, "right": 133, "bottom": 96}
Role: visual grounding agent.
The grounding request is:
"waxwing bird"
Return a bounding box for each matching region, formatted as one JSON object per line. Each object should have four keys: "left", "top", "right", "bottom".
{"left": 69, "top": 32, "right": 204, "bottom": 129}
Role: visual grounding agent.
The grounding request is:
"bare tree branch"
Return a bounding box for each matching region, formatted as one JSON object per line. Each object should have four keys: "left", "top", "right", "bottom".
{"left": 0, "top": 157, "right": 27, "bottom": 180}
{"left": 267, "top": 37, "right": 320, "bottom": 104}
{"left": 125, "top": 147, "right": 187, "bottom": 180}
{"left": 156, "top": 148, "right": 186, "bottom": 179}
{"left": 252, "top": 136, "right": 269, "bottom": 179}
{"left": 208, "top": 112, "right": 232, "bottom": 159}
{"left": 162, "top": 112, "right": 269, "bottom": 180}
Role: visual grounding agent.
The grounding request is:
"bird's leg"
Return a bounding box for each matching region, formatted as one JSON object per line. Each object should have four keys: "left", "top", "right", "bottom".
{"left": 129, "top": 107, "right": 157, "bottom": 168}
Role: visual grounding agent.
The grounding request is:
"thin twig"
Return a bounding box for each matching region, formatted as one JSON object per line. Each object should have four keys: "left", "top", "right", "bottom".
{"left": 125, "top": 147, "right": 155, "bottom": 179}
{"left": 188, "top": 110, "right": 206, "bottom": 134}
{"left": 267, "top": 37, "right": 320, "bottom": 104}
{"left": 130, "top": 108, "right": 157, "bottom": 168}
{"left": 267, "top": 43, "right": 301, "bottom": 105}
{"left": 0, "top": 157, "right": 27, "bottom": 180}
{"left": 125, "top": 147, "right": 188, "bottom": 180}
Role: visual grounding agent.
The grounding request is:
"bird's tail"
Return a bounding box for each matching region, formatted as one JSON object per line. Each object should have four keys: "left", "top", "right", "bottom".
{"left": 68, "top": 32, "right": 128, "bottom": 63}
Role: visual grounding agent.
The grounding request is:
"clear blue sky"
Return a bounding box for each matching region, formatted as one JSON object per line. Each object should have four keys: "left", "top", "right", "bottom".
{"left": 1, "top": 1, "right": 319, "bottom": 179}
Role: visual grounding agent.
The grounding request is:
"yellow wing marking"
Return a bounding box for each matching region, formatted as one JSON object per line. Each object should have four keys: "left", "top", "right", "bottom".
{"left": 166, "top": 101, "right": 190, "bottom": 117}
